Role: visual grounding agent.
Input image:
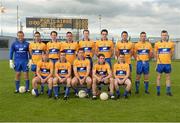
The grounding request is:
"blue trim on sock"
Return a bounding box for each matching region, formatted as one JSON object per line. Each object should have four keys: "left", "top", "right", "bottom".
{"left": 65, "top": 87, "right": 70, "bottom": 96}
{"left": 124, "top": 90, "right": 128, "bottom": 96}
{"left": 53, "top": 86, "right": 59, "bottom": 97}
{"left": 157, "top": 86, "right": 160, "bottom": 93}
{"left": 25, "top": 80, "right": 29, "bottom": 90}
{"left": 116, "top": 90, "right": 120, "bottom": 96}
{"left": 34, "top": 88, "right": 38, "bottom": 96}
{"left": 15, "top": 80, "right": 20, "bottom": 91}
{"left": 166, "top": 86, "right": 171, "bottom": 93}
{"left": 135, "top": 81, "right": 140, "bottom": 92}
{"left": 144, "top": 81, "right": 149, "bottom": 91}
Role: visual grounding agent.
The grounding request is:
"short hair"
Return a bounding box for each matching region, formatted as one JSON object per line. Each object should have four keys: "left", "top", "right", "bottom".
{"left": 83, "top": 29, "right": 89, "bottom": 34}
{"left": 121, "top": 31, "right": 128, "bottom": 36}
{"left": 161, "top": 30, "right": 168, "bottom": 34}
{"left": 17, "top": 31, "right": 24, "bottom": 35}
{"left": 140, "top": 32, "right": 146, "bottom": 35}
{"left": 50, "top": 31, "right": 57, "bottom": 36}
{"left": 78, "top": 48, "right": 84, "bottom": 52}
{"left": 34, "top": 31, "right": 40, "bottom": 35}
{"left": 101, "top": 29, "right": 108, "bottom": 34}
{"left": 98, "top": 54, "right": 105, "bottom": 58}
{"left": 66, "top": 31, "right": 72, "bottom": 35}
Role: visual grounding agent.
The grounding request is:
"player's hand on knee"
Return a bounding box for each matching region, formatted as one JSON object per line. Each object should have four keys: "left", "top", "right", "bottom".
{"left": 9, "top": 60, "right": 15, "bottom": 69}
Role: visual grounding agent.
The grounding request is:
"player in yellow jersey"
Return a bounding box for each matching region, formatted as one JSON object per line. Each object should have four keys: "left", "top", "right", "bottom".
{"left": 53, "top": 50, "right": 71, "bottom": 100}
{"left": 134, "top": 32, "right": 153, "bottom": 94}
{"left": 95, "top": 29, "right": 114, "bottom": 67}
{"left": 154, "top": 30, "right": 175, "bottom": 96}
{"left": 115, "top": 31, "right": 134, "bottom": 79}
{"left": 79, "top": 29, "right": 95, "bottom": 72}
{"left": 46, "top": 31, "right": 61, "bottom": 64}
{"left": 29, "top": 31, "right": 46, "bottom": 75}
{"left": 92, "top": 54, "right": 114, "bottom": 99}
{"left": 113, "top": 54, "right": 131, "bottom": 99}
{"left": 32, "top": 53, "right": 53, "bottom": 97}
{"left": 71, "top": 48, "right": 92, "bottom": 97}
{"left": 61, "top": 32, "right": 78, "bottom": 63}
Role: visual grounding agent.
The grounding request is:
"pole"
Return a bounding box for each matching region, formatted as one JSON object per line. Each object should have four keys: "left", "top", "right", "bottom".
{"left": 99, "top": 14, "right": 101, "bottom": 32}
{"left": 17, "top": 0, "right": 19, "bottom": 32}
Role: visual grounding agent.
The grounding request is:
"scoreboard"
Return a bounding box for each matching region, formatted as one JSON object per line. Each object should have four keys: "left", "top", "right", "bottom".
{"left": 26, "top": 17, "right": 88, "bottom": 29}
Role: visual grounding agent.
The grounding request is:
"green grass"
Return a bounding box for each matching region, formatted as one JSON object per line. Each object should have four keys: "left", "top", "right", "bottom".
{"left": 0, "top": 60, "right": 180, "bottom": 122}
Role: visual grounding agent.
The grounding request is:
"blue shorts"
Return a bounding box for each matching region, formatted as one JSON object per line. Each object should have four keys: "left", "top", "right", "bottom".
{"left": 50, "top": 58, "right": 58, "bottom": 64}
{"left": 31, "top": 64, "right": 37, "bottom": 72}
{"left": 156, "top": 64, "right": 171, "bottom": 74}
{"left": 105, "top": 58, "right": 112, "bottom": 68}
{"left": 14, "top": 61, "right": 29, "bottom": 72}
{"left": 80, "top": 76, "right": 84, "bottom": 79}
{"left": 136, "top": 61, "right": 149, "bottom": 75}
{"left": 41, "top": 76, "right": 47, "bottom": 79}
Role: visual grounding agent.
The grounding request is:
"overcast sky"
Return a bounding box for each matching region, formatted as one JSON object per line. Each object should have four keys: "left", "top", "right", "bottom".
{"left": 1, "top": 0, "right": 180, "bottom": 38}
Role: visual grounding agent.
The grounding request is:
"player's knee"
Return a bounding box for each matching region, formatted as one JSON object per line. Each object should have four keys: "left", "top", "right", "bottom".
{"left": 71, "top": 78, "right": 77, "bottom": 86}
{"left": 86, "top": 77, "right": 92, "bottom": 84}
{"left": 66, "top": 78, "right": 71, "bottom": 85}
{"left": 114, "top": 80, "right": 118, "bottom": 88}
{"left": 166, "top": 74, "right": 170, "bottom": 80}
{"left": 48, "top": 78, "right": 53, "bottom": 84}
{"left": 157, "top": 74, "right": 161, "bottom": 80}
{"left": 15, "top": 72, "right": 21, "bottom": 79}
{"left": 136, "top": 75, "right": 140, "bottom": 80}
{"left": 23, "top": 71, "right": 29, "bottom": 78}
{"left": 93, "top": 78, "right": 97, "bottom": 84}
{"left": 127, "top": 81, "right": 132, "bottom": 88}
{"left": 53, "top": 77, "right": 58, "bottom": 85}
{"left": 32, "top": 77, "right": 38, "bottom": 82}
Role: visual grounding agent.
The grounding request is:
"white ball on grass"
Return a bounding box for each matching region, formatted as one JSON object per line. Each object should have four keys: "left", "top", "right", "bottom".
{"left": 78, "top": 90, "right": 87, "bottom": 98}
{"left": 19, "top": 86, "right": 26, "bottom": 93}
{"left": 100, "top": 92, "right": 109, "bottom": 101}
{"left": 31, "top": 89, "right": 36, "bottom": 96}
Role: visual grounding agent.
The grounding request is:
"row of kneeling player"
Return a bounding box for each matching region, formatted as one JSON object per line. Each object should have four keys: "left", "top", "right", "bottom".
{"left": 32, "top": 49, "right": 131, "bottom": 100}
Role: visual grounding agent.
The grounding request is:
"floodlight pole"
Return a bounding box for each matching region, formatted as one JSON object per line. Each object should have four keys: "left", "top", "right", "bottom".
{"left": 99, "top": 14, "right": 101, "bottom": 32}
{"left": 0, "top": 0, "right": 5, "bottom": 36}
{"left": 17, "top": 0, "right": 19, "bottom": 32}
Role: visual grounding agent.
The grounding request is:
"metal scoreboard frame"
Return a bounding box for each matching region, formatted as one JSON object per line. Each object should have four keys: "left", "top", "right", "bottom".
{"left": 26, "top": 17, "right": 88, "bottom": 29}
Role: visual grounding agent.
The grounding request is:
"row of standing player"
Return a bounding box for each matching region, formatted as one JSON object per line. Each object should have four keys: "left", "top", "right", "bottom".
{"left": 9, "top": 29, "right": 175, "bottom": 99}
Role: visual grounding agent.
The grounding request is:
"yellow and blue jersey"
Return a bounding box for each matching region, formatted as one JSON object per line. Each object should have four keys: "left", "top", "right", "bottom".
{"left": 55, "top": 61, "right": 71, "bottom": 78}
{"left": 79, "top": 39, "right": 95, "bottom": 58}
{"left": 116, "top": 41, "right": 134, "bottom": 64}
{"left": 113, "top": 62, "right": 130, "bottom": 79}
{"left": 93, "top": 62, "right": 111, "bottom": 77}
{"left": 60, "top": 42, "right": 79, "bottom": 65}
{"left": 46, "top": 41, "right": 61, "bottom": 59}
{"left": 134, "top": 41, "right": 153, "bottom": 61}
{"left": 95, "top": 40, "right": 114, "bottom": 58}
{"left": 29, "top": 42, "right": 46, "bottom": 64}
{"left": 73, "top": 58, "right": 90, "bottom": 77}
{"left": 37, "top": 60, "right": 53, "bottom": 77}
{"left": 154, "top": 41, "right": 174, "bottom": 64}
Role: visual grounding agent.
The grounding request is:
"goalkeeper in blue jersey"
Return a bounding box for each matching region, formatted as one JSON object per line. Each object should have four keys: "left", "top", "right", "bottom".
{"left": 9, "top": 31, "right": 32, "bottom": 93}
